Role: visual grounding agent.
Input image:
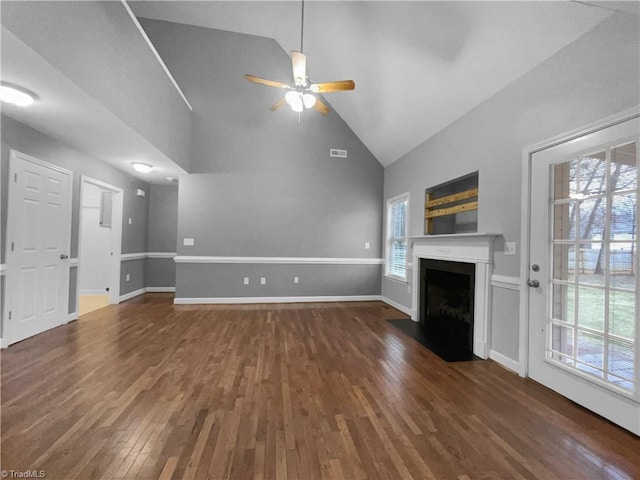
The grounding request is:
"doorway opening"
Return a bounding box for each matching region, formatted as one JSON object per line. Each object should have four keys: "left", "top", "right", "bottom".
{"left": 77, "top": 176, "right": 123, "bottom": 316}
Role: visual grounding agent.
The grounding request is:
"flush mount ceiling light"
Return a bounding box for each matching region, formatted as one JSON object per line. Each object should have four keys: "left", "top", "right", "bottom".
{"left": 0, "top": 82, "right": 37, "bottom": 107}
{"left": 132, "top": 162, "right": 153, "bottom": 173}
{"left": 244, "top": 0, "right": 355, "bottom": 116}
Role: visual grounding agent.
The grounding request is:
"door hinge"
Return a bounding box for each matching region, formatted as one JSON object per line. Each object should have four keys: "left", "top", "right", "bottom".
{"left": 14, "top": 173, "right": 17, "bottom": 183}
{"left": 8, "top": 311, "right": 11, "bottom": 320}
{"left": 11, "top": 241, "right": 14, "bottom": 252}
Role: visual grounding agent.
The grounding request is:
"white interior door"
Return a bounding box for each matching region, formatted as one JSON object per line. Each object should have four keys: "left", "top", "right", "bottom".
{"left": 6, "top": 151, "right": 72, "bottom": 345}
{"left": 528, "top": 116, "right": 639, "bottom": 434}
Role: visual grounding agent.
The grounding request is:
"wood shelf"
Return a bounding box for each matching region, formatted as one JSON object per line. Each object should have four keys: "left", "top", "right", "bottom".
{"left": 425, "top": 187, "right": 478, "bottom": 233}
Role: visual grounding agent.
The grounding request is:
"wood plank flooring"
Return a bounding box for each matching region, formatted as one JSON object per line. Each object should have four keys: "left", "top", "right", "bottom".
{"left": 2, "top": 294, "right": 639, "bottom": 479}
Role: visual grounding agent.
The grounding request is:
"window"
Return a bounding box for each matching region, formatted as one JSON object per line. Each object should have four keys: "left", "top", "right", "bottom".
{"left": 549, "top": 141, "right": 637, "bottom": 392}
{"left": 386, "top": 193, "right": 409, "bottom": 280}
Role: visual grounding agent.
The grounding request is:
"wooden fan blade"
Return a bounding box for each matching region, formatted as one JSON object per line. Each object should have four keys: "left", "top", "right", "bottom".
{"left": 314, "top": 97, "right": 330, "bottom": 115}
{"left": 291, "top": 51, "right": 307, "bottom": 85}
{"left": 244, "top": 74, "right": 290, "bottom": 89}
{"left": 309, "top": 80, "right": 355, "bottom": 93}
{"left": 271, "top": 97, "right": 287, "bottom": 111}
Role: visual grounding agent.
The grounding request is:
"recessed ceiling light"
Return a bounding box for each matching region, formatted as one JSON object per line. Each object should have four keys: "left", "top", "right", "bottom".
{"left": 132, "top": 162, "right": 153, "bottom": 173}
{"left": 0, "top": 82, "right": 37, "bottom": 107}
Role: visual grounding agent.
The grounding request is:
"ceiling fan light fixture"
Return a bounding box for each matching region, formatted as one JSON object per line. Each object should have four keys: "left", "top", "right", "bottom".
{"left": 303, "top": 93, "right": 316, "bottom": 109}
{"left": 285, "top": 90, "right": 304, "bottom": 112}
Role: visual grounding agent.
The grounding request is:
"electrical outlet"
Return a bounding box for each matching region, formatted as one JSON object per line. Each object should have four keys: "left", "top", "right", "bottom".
{"left": 243, "top": 277, "right": 249, "bottom": 285}
{"left": 294, "top": 276, "right": 299, "bottom": 284}
{"left": 126, "top": 273, "right": 130, "bottom": 282}
{"left": 128, "top": 218, "right": 132, "bottom": 225}
{"left": 505, "top": 242, "right": 517, "bottom": 256}
{"left": 183, "top": 238, "right": 194, "bottom": 246}
{"left": 260, "top": 277, "right": 266, "bottom": 285}
{"left": 365, "top": 242, "right": 370, "bottom": 249}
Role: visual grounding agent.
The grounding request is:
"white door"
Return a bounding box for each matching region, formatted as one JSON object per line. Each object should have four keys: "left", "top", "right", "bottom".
{"left": 528, "top": 116, "right": 639, "bottom": 434}
{"left": 6, "top": 151, "right": 72, "bottom": 345}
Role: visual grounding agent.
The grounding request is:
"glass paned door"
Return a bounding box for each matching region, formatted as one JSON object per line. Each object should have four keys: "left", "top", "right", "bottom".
{"left": 550, "top": 143, "right": 637, "bottom": 391}
{"left": 528, "top": 115, "right": 639, "bottom": 434}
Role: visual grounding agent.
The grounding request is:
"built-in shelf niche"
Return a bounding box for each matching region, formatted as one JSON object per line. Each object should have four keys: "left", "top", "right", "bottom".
{"left": 424, "top": 171, "right": 478, "bottom": 235}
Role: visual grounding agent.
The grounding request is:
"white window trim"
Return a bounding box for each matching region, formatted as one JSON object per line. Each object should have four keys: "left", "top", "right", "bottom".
{"left": 385, "top": 192, "right": 410, "bottom": 282}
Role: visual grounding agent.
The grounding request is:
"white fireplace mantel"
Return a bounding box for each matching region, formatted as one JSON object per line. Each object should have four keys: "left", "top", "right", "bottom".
{"left": 409, "top": 233, "right": 501, "bottom": 359}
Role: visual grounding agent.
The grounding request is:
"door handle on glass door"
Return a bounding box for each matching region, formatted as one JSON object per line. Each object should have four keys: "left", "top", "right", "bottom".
{"left": 60, "top": 254, "right": 69, "bottom": 260}
{"left": 527, "top": 279, "right": 540, "bottom": 288}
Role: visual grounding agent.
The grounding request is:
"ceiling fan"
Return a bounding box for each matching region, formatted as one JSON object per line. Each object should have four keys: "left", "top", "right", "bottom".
{"left": 244, "top": 1, "right": 355, "bottom": 115}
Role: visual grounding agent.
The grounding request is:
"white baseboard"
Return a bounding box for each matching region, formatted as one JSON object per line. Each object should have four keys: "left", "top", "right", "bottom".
{"left": 489, "top": 349, "right": 520, "bottom": 373}
{"left": 174, "top": 295, "right": 382, "bottom": 305}
{"left": 380, "top": 296, "right": 413, "bottom": 317}
{"left": 119, "top": 288, "right": 147, "bottom": 302}
{"left": 67, "top": 312, "right": 79, "bottom": 322}
{"left": 146, "top": 287, "right": 176, "bottom": 292}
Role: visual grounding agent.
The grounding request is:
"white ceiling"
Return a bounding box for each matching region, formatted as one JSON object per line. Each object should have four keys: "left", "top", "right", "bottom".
{"left": 128, "top": 0, "right": 626, "bottom": 166}
{"left": 1, "top": 1, "right": 635, "bottom": 179}
{"left": 1, "top": 26, "right": 187, "bottom": 184}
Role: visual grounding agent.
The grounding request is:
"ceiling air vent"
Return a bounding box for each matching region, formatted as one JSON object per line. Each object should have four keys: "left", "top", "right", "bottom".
{"left": 330, "top": 148, "right": 348, "bottom": 158}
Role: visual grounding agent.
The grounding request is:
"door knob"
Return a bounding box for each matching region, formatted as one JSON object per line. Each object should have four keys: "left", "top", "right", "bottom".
{"left": 60, "top": 254, "right": 69, "bottom": 260}
{"left": 527, "top": 279, "right": 540, "bottom": 288}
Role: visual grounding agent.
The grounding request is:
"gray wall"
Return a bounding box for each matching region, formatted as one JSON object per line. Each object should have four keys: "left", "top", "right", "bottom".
{"left": 382, "top": 13, "right": 640, "bottom": 361}
{"left": 139, "top": 18, "right": 384, "bottom": 299}
{"left": 147, "top": 184, "right": 178, "bottom": 288}
{"left": 1, "top": 115, "right": 150, "bottom": 320}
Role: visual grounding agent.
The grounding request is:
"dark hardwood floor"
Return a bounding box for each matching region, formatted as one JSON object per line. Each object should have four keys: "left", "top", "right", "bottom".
{"left": 2, "top": 294, "right": 638, "bottom": 479}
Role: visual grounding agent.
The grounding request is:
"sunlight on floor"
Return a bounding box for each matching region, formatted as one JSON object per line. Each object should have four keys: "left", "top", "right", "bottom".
{"left": 79, "top": 294, "right": 109, "bottom": 316}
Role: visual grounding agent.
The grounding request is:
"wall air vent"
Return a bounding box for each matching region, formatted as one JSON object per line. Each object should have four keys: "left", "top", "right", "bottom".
{"left": 330, "top": 148, "right": 348, "bottom": 158}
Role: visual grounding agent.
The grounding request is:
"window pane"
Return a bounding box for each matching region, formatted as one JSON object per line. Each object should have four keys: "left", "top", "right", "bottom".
{"left": 610, "top": 290, "right": 635, "bottom": 340}
{"left": 552, "top": 283, "right": 574, "bottom": 323}
{"left": 574, "top": 243, "right": 605, "bottom": 285}
{"left": 611, "top": 142, "right": 637, "bottom": 192}
{"left": 550, "top": 324, "right": 574, "bottom": 361}
{"left": 577, "top": 286, "right": 604, "bottom": 332}
{"left": 608, "top": 339, "right": 635, "bottom": 386}
{"left": 579, "top": 197, "right": 606, "bottom": 240}
{"left": 553, "top": 202, "right": 576, "bottom": 240}
{"left": 552, "top": 243, "right": 573, "bottom": 282}
{"left": 579, "top": 152, "right": 607, "bottom": 197}
{"left": 553, "top": 160, "right": 577, "bottom": 200}
{"left": 391, "top": 200, "right": 407, "bottom": 238}
{"left": 576, "top": 331, "right": 604, "bottom": 375}
{"left": 610, "top": 193, "right": 636, "bottom": 239}
{"left": 389, "top": 240, "right": 406, "bottom": 277}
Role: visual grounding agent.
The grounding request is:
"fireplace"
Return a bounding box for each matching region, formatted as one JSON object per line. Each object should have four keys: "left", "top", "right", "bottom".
{"left": 410, "top": 233, "right": 499, "bottom": 359}
{"left": 421, "top": 259, "right": 475, "bottom": 357}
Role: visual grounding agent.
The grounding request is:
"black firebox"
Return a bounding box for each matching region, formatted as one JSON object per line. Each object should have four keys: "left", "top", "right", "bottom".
{"left": 420, "top": 259, "right": 475, "bottom": 358}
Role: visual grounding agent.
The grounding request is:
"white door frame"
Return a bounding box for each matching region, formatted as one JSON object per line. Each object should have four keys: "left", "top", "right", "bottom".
{"left": 3, "top": 150, "right": 73, "bottom": 347}
{"left": 518, "top": 106, "right": 640, "bottom": 378}
{"left": 77, "top": 175, "right": 123, "bottom": 311}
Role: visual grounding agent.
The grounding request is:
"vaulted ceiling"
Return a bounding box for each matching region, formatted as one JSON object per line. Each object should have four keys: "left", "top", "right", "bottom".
{"left": 129, "top": 1, "right": 633, "bottom": 166}
{"left": 2, "top": 1, "right": 637, "bottom": 181}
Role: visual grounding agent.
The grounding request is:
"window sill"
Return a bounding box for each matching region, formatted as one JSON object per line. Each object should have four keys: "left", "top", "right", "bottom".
{"left": 384, "top": 274, "right": 408, "bottom": 285}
